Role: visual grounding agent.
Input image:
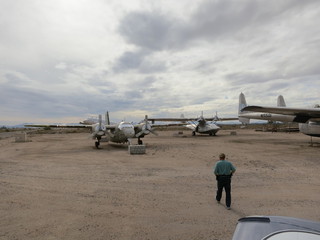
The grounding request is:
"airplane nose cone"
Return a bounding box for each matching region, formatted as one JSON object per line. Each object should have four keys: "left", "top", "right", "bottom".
{"left": 123, "top": 128, "right": 135, "bottom": 138}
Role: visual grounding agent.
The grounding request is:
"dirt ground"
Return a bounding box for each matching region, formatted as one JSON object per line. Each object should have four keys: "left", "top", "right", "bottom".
{"left": 1, "top": 129, "right": 320, "bottom": 240}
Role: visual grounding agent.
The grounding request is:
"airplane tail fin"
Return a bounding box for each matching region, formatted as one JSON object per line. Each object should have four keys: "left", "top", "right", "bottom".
{"left": 238, "top": 92, "right": 250, "bottom": 124}
{"left": 277, "top": 95, "right": 286, "bottom": 107}
{"left": 105, "top": 111, "right": 110, "bottom": 125}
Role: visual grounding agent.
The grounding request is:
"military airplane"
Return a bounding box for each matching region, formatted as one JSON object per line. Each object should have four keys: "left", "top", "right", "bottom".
{"left": 91, "top": 112, "right": 158, "bottom": 147}
{"left": 149, "top": 112, "right": 237, "bottom": 136}
{"left": 239, "top": 93, "right": 320, "bottom": 137}
{"left": 25, "top": 112, "right": 158, "bottom": 148}
{"left": 238, "top": 92, "right": 293, "bottom": 124}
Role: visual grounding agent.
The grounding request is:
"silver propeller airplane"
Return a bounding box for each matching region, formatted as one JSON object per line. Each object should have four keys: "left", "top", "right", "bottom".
{"left": 25, "top": 112, "right": 158, "bottom": 148}
{"left": 149, "top": 112, "right": 237, "bottom": 136}
{"left": 91, "top": 112, "right": 158, "bottom": 148}
{"left": 239, "top": 93, "right": 320, "bottom": 137}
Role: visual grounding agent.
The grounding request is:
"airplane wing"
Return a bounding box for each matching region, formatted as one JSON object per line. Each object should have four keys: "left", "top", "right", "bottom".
{"left": 151, "top": 123, "right": 187, "bottom": 128}
{"left": 24, "top": 124, "right": 118, "bottom": 130}
{"left": 242, "top": 106, "right": 320, "bottom": 122}
{"left": 148, "top": 117, "right": 196, "bottom": 122}
{"left": 205, "top": 117, "right": 238, "bottom": 121}
{"left": 24, "top": 124, "right": 90, "bottom": 128}
{"left": 242, "top": 106, "right": 320, "bottom": 116}
{"left": 104, "top": 125, "right": 117, "bottom": 130}
{"left": 148, "top": 117, "right": 238, "bottom": 122}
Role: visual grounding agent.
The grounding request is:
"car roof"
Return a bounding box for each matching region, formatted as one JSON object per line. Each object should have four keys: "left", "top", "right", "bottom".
{"left": 232, "top": 216, "right": 320, "bottom": 240}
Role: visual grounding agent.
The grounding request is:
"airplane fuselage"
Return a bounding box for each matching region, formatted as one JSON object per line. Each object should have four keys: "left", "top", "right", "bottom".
{"left": 92, "top": 121, "right": 136, "bottom": 144}
{"left": 109, "top": 122, "right": 136, "bottom": 143}
{"left": 187, "top": 122, "right": 220, "bottom": 135}
{"left": 239, "top": 112, "right": 296, "bottom": 123}
{"left": 299, "top": 122, "right": 320, "bottom": 137}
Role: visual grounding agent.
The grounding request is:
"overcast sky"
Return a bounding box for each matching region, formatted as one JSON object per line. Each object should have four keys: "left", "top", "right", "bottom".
{"left": 1, "top": 0, "right": 320, "bottom": 125}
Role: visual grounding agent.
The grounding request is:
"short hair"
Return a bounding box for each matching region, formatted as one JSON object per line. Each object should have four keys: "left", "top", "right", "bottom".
{"left": 219, "top": 153, "right": 225, "bottom": 159}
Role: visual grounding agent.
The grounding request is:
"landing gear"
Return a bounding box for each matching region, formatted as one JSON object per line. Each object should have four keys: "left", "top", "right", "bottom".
{"left": 138, "top": 138, "right": 143, "bottom": 145}
{"left": 95, "top": 137, "right": 101, "bottom": 149}
{"left": 192, "top": 131, "right": 196, "bottom": 136}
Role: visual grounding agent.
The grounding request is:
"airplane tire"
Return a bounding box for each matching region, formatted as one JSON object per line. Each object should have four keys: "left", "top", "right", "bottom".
{"left": 95, "top": 141, "right": 100, "bottom": 149}
{"left": 192, "top": 131, "right": 196, "bottom": 136}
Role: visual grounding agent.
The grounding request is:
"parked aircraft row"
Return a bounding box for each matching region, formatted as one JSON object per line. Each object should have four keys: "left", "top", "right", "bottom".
{"left": 26, "top": 112, "right": 158, "bottom": 148}
{"left": 25, "top": 92, "right": 320, "bottom": 148}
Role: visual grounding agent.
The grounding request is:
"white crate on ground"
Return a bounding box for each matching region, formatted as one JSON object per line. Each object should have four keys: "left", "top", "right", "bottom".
{"left": 128, "top": 145, "right": 146, "bottom": 154}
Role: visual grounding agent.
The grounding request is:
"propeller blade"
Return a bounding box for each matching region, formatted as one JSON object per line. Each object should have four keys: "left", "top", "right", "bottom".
{"left": 150, "top": 129, "right": 158, "bottom": 136}
{"left": 213, "top": 111, "right": 220, "bottom": 121}
{"left": 135, "top": 131, "right": 144, "bottom": 138}
{"left": 135, "top": 114, "right": 157, "bottom": 137}
{"left": 98, "top": 114, "right": 102, "bottom": 131}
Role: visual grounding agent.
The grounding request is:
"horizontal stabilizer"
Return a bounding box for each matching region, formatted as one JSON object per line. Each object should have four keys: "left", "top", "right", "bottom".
{"left": 239, "top": 117, "right": 250, "bottom": 124}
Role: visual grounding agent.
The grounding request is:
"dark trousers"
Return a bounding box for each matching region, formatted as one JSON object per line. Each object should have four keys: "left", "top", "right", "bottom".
{"left": 216, "top": 176, "right": 232, "bottom": 207}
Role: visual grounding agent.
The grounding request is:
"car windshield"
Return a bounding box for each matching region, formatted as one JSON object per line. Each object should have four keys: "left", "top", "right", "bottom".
{"left": 264, "top": 230, "right": 320, "bottom": 240}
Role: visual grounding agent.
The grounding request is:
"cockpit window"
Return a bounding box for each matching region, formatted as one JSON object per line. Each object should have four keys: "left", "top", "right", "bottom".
{"left": 119, "top": 122, "right": 134, "bottom": 129}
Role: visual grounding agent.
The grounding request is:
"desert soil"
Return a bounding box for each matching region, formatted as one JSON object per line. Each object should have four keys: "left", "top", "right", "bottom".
{"left": 0, "top": 129, "right": 320, "bottom": 240}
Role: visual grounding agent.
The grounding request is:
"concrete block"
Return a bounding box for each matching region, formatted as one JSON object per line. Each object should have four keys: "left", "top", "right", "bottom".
{"left": 129, "top": 145, "right": 146, "bottom": 154}
{"left": 15, "top": 132, "right": 27, "bottom": 142}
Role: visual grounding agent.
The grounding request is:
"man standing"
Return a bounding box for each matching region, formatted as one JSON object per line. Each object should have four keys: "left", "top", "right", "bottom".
{"left": 214, "top": 153, "right": 236, "bottom": 210}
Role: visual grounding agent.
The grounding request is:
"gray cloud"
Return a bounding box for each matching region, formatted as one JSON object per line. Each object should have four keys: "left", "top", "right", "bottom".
{"left": 118, "top": 11, "right": 176, "bottom": 51}
{"left": 113, "top": 50, "right": 148, "bottom": 71}
{"left": 113, "top": 49, "right": 167, "bottom": 73}
{"left": 1, "top": 0, "right": 320, "bottom": 124}
{"left": 117, "top": 0, "right": 320, "bottom": 51}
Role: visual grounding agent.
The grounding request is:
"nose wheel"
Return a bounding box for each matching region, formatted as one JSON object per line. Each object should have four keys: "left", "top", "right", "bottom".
{"left": 95, "top": 137, "right": 101, "bottom": 149}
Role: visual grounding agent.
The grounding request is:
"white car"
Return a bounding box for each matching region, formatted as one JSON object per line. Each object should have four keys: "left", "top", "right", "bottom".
{"left": 232, "top": 216, "right": 320, "bottom": 240}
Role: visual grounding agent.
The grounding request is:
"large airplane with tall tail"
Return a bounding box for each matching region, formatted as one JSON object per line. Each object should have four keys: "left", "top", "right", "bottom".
{"left": 238, "top": 93, "right": 320, "bottom": 137}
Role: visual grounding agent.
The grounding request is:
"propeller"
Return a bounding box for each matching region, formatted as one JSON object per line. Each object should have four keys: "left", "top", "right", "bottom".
{"left": 92, "top": 114, "right": 106, "bottom": 138}
{"left": 136, "top": 115, "right": 158, "bottom": 137}
{"left": 213, "top": 111, "right": 220, "bottom": 122}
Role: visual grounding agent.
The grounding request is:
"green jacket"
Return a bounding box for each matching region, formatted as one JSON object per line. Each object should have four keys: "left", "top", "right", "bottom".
{"left": 214, "top": 160, "right": 236, "bottom": 176}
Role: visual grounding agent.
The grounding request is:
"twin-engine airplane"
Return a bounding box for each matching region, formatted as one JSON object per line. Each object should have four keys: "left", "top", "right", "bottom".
{"left": 91, "top": 112, "right": 157, "bottom": 147}
{"left": 149, "top": 113, "right": 237, "bottom": 136}
{"left": 238, "top": 93, "right": 320, "bottom": 137}
{"left": 25, "top": 112, "right": 158, "bottom": 148}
